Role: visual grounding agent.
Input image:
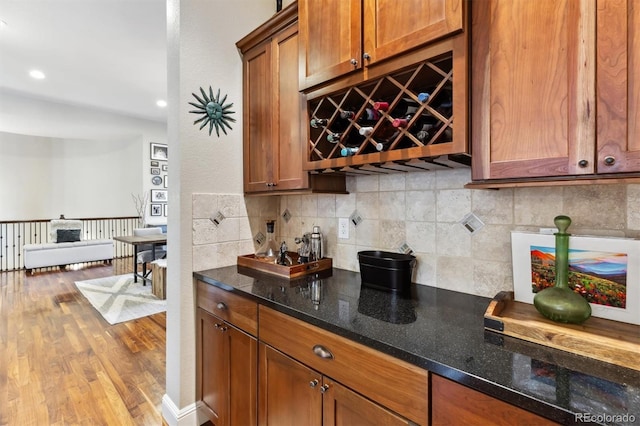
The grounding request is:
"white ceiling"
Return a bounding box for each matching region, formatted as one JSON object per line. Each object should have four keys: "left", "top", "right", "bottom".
{"left": 0, "top": 0, "right": 167, "bottom": 123}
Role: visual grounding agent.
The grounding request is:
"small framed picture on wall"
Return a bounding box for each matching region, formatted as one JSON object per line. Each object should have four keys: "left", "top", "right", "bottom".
{"left": 162, "top": 164, "right": 168, "bottom": 171}
{"left": 150, "top": 204, "right": 162, "bottom": 216}
{"left": 151, "top": 189, "right": 168, "bottom": 203}
{"left": 163, "top": 175, "right": 168, "bottom": 188}
{"left": 150, "top": 160, "right": 159, "bottom": 167}
{"left": 150, "top": 142, "right": 168, "bottom": 161}
{"left": 151, "top": 168, "right": 161, "bottom": 175}
{"left": 163, "top": 204, "right": 168, "bottom": 217}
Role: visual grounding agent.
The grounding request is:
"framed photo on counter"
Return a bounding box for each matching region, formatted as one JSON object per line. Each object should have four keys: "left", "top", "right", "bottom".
{"left": 511, "top": 231, "right": 640, "bottom": 325}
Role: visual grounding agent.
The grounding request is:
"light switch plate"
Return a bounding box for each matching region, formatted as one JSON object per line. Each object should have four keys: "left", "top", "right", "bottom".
{"left": 459, "top": 212, "right": 485, "bottom": 235}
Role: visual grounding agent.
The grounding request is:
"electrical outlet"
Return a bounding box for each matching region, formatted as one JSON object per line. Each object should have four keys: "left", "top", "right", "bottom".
{"left": 338, "top": 218, "right": 349, "bottom": 239}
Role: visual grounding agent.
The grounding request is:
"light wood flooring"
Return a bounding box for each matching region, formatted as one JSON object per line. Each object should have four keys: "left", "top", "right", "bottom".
{"left": 0, "top": 259, "right": 166, "bottom": 425}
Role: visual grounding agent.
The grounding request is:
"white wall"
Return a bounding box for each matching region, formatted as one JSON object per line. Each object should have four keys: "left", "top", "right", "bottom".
{"left": 0, "top": 93, "right": 167, "bottom": 223}
{"left": 164, "top": 0, "right": 275, "bottom": 424}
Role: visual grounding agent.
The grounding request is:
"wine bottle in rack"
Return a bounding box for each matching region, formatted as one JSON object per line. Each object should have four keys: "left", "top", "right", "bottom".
{"left": 392, "top": 104, "right": 419, "bottom": 129}
{"left": 310, "top": 118, "right": 328, "bottom": 128}
{"left": 371, "top": 119, "right": 400, "bottom": 151}
{"left": 327, "top": 132, "right": 342, "bottom": 143}
{"left": 340, "top": 147, "right": 359, "bottom": 156}
{"left": 373, "top": 101, "right": 390, "bottom": 112}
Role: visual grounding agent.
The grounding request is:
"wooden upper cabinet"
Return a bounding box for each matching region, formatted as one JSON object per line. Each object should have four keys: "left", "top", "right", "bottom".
{"left": 471, "top": 0, "right": 596, "bottom": 181}
{"left": 242, "top": 40, "right": 275, "bottom": 192}
{"left": 471, "top": 0, "right": 640, "bottom": 185}
{"left": 299, "top": 0, "right": 362, "bottom": 90}
{"left": 363, "top": 0, "right": 464, "bottom": 65}
{"left": 299, "top": 0, "right": 464, "bottom": 90}
{"left": 238, "top": 3, "right": 346, "bottom": 194}
{"left": 596, "top": 0, "right": 640, "bottom": 173}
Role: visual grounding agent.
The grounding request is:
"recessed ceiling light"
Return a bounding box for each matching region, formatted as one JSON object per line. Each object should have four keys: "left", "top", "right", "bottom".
{"left": 156, "top": 100, "right": 167, "bottom": 108}
{"left": 29, "top": 70, "right": 46, "bottom": 80}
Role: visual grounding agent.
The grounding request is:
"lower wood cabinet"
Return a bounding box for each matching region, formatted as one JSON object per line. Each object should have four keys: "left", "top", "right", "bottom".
{"left": 258, "top": 305, "right": 428, "bottom": 425}
{"left": 259, "top": 343, "right": 410, "bottom": 426}
{"left": 431, "top": 374, "right": 557, "bottom": 426}
{"left": 197, "top": 309, "right": 257, "bottom": 426}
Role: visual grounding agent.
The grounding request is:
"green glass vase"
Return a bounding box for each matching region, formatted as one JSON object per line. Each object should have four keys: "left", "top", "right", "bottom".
{"left": 533, "top": 215, "right": 591, "bottom": 324}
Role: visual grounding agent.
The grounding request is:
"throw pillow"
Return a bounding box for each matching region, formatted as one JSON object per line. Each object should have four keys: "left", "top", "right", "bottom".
{"left": 57, "top": 229, "right": 81, "bottom": 243}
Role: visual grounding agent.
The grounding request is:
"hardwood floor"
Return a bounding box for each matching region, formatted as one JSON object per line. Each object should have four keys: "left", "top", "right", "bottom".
{"left": 0, "top": 259, "right": 166, "bottom": 425}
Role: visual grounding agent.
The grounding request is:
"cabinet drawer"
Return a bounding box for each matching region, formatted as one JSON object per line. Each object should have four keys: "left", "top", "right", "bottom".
{"left": 258, "top": 305, "right": 428, "bottom": 425}
{"left": 197, "top": 280, "right": 258, "bottom": 336}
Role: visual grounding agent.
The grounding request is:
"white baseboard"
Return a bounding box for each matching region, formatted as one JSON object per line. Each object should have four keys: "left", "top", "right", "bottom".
{"left": 161, "top": 394, "right": 202, "bottom": 426}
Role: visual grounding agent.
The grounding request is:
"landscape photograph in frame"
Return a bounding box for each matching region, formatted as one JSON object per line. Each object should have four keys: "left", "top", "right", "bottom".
{"left": 511, "top": 232, "right": 640, "bottom": 325}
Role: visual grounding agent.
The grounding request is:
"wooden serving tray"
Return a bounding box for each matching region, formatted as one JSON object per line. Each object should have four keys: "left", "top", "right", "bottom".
{"left": 484, "top": 291, "right": 640, "bottom": 371}
{"left": 237, "top": 252, "right": 332, "bottom": 279}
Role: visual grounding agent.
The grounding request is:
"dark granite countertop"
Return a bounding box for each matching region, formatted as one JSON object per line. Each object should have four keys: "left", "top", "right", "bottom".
{"left": 194, "top": 266, "right": 640, "bottom": 426}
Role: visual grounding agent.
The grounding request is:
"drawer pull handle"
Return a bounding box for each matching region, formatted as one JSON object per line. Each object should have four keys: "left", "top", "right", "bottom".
{"left": 320, "top": 384, "right": 330, "bottom": 393}
{"left": 312, "top": 344, "right": 334, "bottom": 360}
{"left": 309, "top": 379, "right": 319, "bottom": 388}
{"left": 216, "top": 302, "right": 227, "bottom": 310}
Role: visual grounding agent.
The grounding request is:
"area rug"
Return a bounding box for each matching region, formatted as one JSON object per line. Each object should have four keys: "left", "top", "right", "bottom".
{"left": 75, "top": 274, "right": 166, "bottom": 325}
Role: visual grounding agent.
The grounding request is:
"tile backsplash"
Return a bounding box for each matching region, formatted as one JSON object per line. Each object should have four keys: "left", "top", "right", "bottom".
{"left": 193, "top": 169, "right": 640, "bottom": 298}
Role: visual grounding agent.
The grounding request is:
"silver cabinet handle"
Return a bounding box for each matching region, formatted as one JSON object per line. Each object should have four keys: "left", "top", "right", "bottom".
{"left": 604, "top": 156, "right": 616, "bottom": 166}
{"left": 216, "top": 302, "right": 227, "bottom": 310}
{"left": 363, "top": 53, "right": 371, "bottom": 60}
{"left": 320, "top": 384, "right": 330, "bottom": 393}
{"left": 312, "top": 344, "right": 334, "bottom": 360}
{"left": 309, "top": 379, "right": 319, "bottom": 388}
{"left": 350, "top": 58, "right": 358, "bottom": 67}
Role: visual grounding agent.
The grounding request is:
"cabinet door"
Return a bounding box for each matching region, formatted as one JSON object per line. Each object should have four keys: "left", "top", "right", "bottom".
{"left": 258, "top": 343, "right": 322, "bottom": 426}
{"left": 299, "top": 0, "right": 362, "bottom": 90}
{"left": 197, "top": 309, "right": 228, "bottom": 425}
{"left": 471, "top": 0, "right": 596, "bottom": 180}
{"left": 363, "top": 0, "right": 464, "bottom": 65}
{"left": 273, "top": 24, "right": 308, "bottom": 191}
{"left": 243, "top": 40, "right": 274, "bottom": 193}
{"left": 197, "top": 309, "right": 257, "bottom": 426}
{"left": 228, "top": 324, "right": 257, "bottom": 426}
{"left": 596, "top": 0, "right": 640, "bottom": 173}
{"left": 322, "top": 379, "right": 412, "bottom": 426}
{"left": 431, "top": 375, "right": 558, "bottom": 426}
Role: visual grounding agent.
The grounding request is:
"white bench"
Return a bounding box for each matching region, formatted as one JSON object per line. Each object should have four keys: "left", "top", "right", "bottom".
{"left": 22, "top": 219, "right": 114, "bottom": 273}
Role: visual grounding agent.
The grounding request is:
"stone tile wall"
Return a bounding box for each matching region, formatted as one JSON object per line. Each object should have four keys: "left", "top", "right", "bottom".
{"left": 192, "top": 169, "right": 640, "bottom": 298}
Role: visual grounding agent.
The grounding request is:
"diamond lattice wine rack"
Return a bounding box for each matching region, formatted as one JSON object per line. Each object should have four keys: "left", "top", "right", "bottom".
{"left": 304, "top": 48, "right": 469, "bottom": 174}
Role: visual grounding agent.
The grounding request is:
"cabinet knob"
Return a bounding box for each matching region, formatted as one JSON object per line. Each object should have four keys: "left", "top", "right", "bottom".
{"left": 320, "top": 384, "right": 330, "bottom": 393}
{"left": 578, "top": 160, "right": 588, "bottom": 168}
{"left": 350, "top": 58, "right": 358, "bottom": 67}
{"left": 312, "top": 344, "right": 334, "bottom": 360}
{"left": 363, "top": 53, "right": 371, "bottom": 61}
{"left": 309, "top": 379, "right": 319, "bottom": 388}
{"left": 216, "top": 302, "right": 227, "bottom": 310}
{"left": 214, "top": 323, "right": 221, "bottom": 328}
{"left": 603, "top": 156, "right": 616, "bottom": 166}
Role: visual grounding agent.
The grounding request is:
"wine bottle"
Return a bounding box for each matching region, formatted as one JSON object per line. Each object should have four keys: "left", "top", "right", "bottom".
{"left": 310, "top": 118, "right": 328, "bottom": 128}
{"left": 359, "top": 126, "right": 374, "bottom": 137}
{"left": 340, "top": 147, "right": 358, "bottom": 156}
{"left": 373, "top": 101, "right": 389, "bottom": 112}
{"left": 327, "top": 132, "right": 342, "bottom": 143}
{"left": 372, "top": 119, "right": 399, "bottom": 151}
{"left": 391, "top": 105, "right": 419, "bottom": 128}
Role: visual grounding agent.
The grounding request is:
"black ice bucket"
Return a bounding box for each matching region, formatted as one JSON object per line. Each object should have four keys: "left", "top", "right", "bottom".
{"left": 357, "top": 250, "right": 416, "bottom": 294}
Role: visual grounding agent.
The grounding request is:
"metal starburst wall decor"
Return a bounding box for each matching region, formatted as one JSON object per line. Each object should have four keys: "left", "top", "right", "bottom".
{"left": 189, "top": 87, "right": 236, "bottom": 137}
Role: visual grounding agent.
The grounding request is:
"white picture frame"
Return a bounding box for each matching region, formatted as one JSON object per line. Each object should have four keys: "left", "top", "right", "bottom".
{"left": 511, "top": 231, "right": 640, "bottom": 325}
{"left": 150, "top": 189, "right": 167, "bottom": 203}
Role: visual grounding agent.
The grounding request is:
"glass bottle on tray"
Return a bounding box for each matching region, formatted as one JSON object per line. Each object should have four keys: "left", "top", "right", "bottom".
{"left": 255, "top": 220, "right": 279, "bottom": 263}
